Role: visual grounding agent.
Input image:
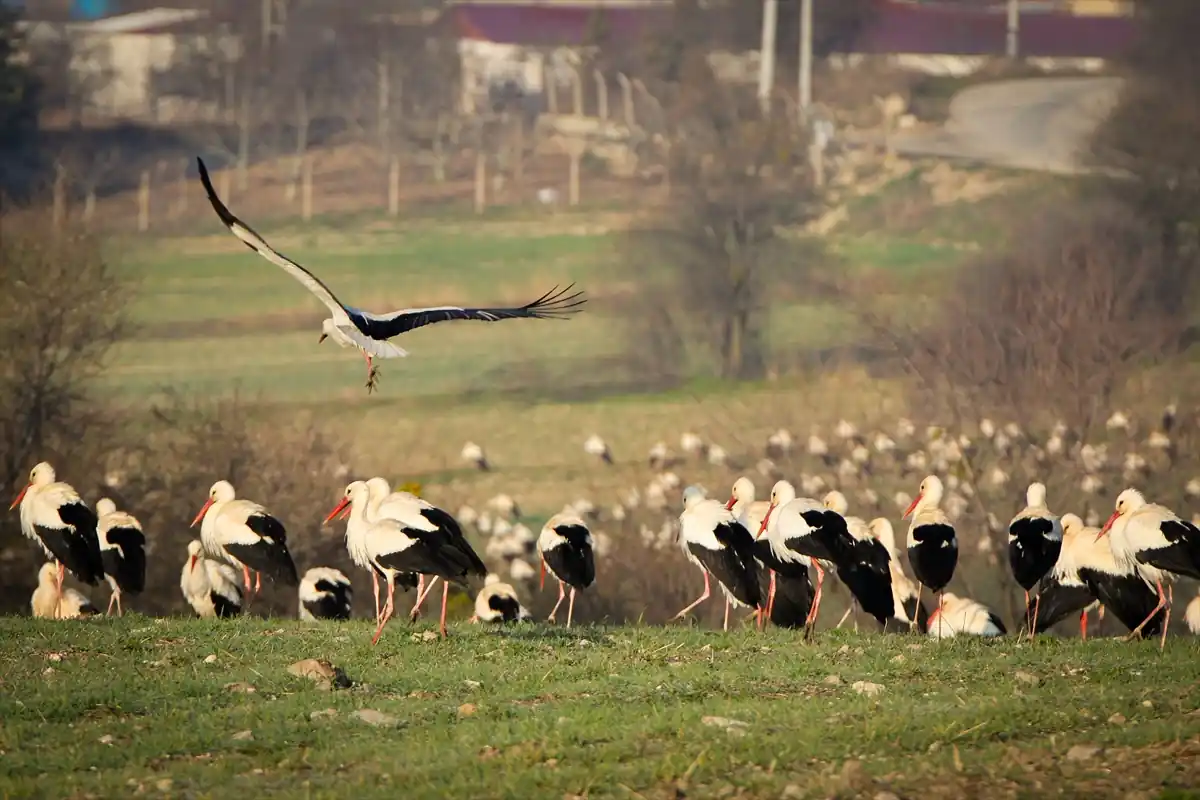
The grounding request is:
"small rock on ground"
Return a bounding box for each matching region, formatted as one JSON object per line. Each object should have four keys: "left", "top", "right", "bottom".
{"left": 852, "top": 681, "right": 885, "bottom": 697}
{"left": 309, "top": 708, "right": 338, "bottom": 720}
{"left": 352, "top": 709, "right": 401, "bottom": 728}
{"left": 287, "top": 659, "right": 352, "bottom": 690}
{"left": 458, "top": 703, "right": 478, "bottom": 717}
{"left": 224, "top": 682, "right": 256, "bottom": 694}
{"left": 701, "top": 716, "right": 749, "bottom": 737}
{"left": 823, "top": 674, "right": 843, "bottom": 686}
{"left": 231, "top": 730, "right": 254, "bottom": 741}
{"left": 1108, "top": 713, "right": 1126, "bottom": 725}
{"left": 1066, "top": 744, "right": 1103, "bottom": 762}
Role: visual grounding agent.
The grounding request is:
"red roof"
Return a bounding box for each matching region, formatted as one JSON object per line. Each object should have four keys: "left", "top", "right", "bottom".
{"left": 854, "top": 1, "right": 1137, "bottom": 58}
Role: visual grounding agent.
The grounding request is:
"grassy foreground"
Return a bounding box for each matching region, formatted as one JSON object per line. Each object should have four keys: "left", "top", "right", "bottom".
{"left": 3, "top": 617, "right": 1200, "bottom": 799}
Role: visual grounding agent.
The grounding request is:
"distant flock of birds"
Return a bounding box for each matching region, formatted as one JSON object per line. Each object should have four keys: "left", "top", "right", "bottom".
{"left": 11, "top": 437, "right": 1200, "bottom": 649}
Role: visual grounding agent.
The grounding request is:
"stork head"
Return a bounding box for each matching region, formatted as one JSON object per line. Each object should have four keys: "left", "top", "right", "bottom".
{"left": 822, "top": 490, "right": 849, "bottom": 516}
{"left": 1098, "top": 487, "right": 1145, "bottom": 540}
{"left": 186, "top": 539, "right": 203, "bottom": 572}
{"left": 10, "top": 461, "right": 56, "bottom": 510}
{"left": 904, "top": 475, "right": 943, "bottom": 519}
{"left": 318, "top": 318, "right": 337, "bottom": 345}
{"left": 324, "top": 481, "right": 368, "bottom": 525}
{"left": 96, "top": 498, "right": 117, "bottom": 517}
{"left": 191, "top": 480, "right": 235, "bottom": 527}
{"left": 727, "top": 476, "right": 754, "bottom": 511}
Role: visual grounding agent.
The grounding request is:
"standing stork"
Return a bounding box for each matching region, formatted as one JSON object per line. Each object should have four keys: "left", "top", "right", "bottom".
{"left": 326, "top": 481, "right": 482, "bottom": 642}
{"left": 298, "top": 567, "right": 353, "bottom": 621}
{"left": 365, "top": 477, "right": 485, "bottom": 625}
{"left": 727, "top": 477, "right": 777, "bottom": 629}
{"left": 10, "top": 462, "right": 104, "bottom": 617}
{"left": 1099, "top": 488, "right": 1200, "bottom": 648}
{"left": 903, "top": 475, "right": 958, "bottom": 634}
{"left": 190, "top": 480, "right": 299, "bottom": 604}
{"left": 674, "top": 486, "right": 763, "bottom": 630}
{"left": 1030, "top": 514, "right": 1163, "bottom": 640}
{"left": 1008, "top": 482, "right": 1063, "bottom": 637}
{"left": 756, "top": 481, "right": 840, "bottom": 629}
{"left": 869, "top": 518, "right": 930, "bottom": 632}
{"left": 95, "top": 498, "right": 146, "bottom": 616}
{"left": 538, "top": 512, "right": 596, "bottom": 628}
{"left": 181, "top": 540, "right": 243, "bottom": 618}
{"left": 822, "top": 491, "right": 895, "bottom": 629}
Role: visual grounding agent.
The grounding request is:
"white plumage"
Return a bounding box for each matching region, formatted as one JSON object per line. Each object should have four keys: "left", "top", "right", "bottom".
{"left": 1186, "top": 591, "right": 1200, "bottom": 635}
{"left": 298, "top": 567, "right": 353, "bottom": 621}
{"left": 191, "top": 480, "right": 298, "bottom": 600}
{"left": 180, "top": 540, "right": 244, "bottom": 618}
{"left": 926, "top": 593, "right": 1006, "bottom": 639}
{"left": 11, "top": 462, "right": 104, "bottom": 592}
{"left": 31, "top": 562, "right": 98, "bottom": 619}
{"left": 472, "top": 574, "right": 531, "bottom": 623}
{"left": 674, "top": 486, "right": 763, "bottom": 630}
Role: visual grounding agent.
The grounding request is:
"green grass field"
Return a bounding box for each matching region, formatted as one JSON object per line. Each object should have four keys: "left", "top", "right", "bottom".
{"left": 4, "top": 617, "right": 1200, "bottom": 799}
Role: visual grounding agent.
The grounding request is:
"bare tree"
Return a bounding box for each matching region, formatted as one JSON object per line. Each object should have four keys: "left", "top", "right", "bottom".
{"left": 621, "top": 54, "right": 824, "bottom": 381}
{"left": 0, "top": 201, "right": 127, "bottom": 495}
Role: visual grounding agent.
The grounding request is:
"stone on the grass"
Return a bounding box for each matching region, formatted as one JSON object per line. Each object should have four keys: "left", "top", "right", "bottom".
{"left": 1108, "top": 713, "right": 1126, "bottom": 725}
{"left": 852, "top": 681, "right": 885, "bottom": 697}
{"left": 231, "top": 730, "right": 254, "bottom": 741}
{"left": 823, "top": 674, "right": 843, "bottom": 686}
{"left": 458, "top": 703, "right": 478, "bottom": 717}
{"left": 701, "top": 716, "right": 749, "bottom": 737}
{"left": 1066, "top": 744, "right": 1103, "bottom": 762}
{"left": 287, "top": 659, "right": 351, "bottom": 690}
{"left": 309, "top": 708, "right": 338, "bottom": 720}
{"left": 352, "top": 709, "right": 401, "bottom": 728}
{"left": 224, "top": 682, "right": 256, "bottom": 694}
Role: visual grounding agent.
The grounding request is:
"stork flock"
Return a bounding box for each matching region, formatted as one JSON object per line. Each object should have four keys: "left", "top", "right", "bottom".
{"left": 11, "top": 452, "right": 1200, "bottom": 650}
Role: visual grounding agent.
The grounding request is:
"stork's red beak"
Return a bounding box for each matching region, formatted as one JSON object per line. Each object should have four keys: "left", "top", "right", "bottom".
{"left": 1097, "top": 511, "right": 1120, "bottom": 541}
{"left": 9, "top": 484, "right": 29, "bottom": 511}
{"left": 540, "top": 558, "right": 546, "bottom": 590}
{"left": 903, "top": 493, "right": 923, "bottom": 519}
{"left": 318, "top": 333, "right": 328, "bottom": 344}
{"left": 724, "top": 496, "right": 736, "bottom": 511}
{"left": 190, "top": 497, "right": 214, "bottom": 527}
{"left": 323, "top": 497, "right": 351, "bottom": 525}
{"left": 758, "top": 503, "right": 776, "bottom": 537}
{"left": 188, "top": 554, "right": 198, "bottom": 572}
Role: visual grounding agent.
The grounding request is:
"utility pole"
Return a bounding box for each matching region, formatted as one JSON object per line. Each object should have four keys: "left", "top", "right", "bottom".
{"left": 757, "top": 0, "right": 778, "bottom": 116}
{"left": 798, "top": 0, "right": 813, "bottom": 113}
{"left": 1006, "top": 0, "right": 1020, "bottom": 59}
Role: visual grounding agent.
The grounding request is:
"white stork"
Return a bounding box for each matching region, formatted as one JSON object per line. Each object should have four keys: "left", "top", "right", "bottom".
{"left": 1099, "top": 488, "right": 1200, "bottom": 648}
{"left": 197, "top": 158, "right": 585, "bottom": 393}
{"left": 181, "top": 540, "right": 243, "bottom": 618}
{"left": 903, "top": 475, "right": 958, "bottom": 631}
{"left": 95, "top": 498, "right": 146, "bottom": 616}
{"left": 190, "top": 480, "right": 299, "bottom": 604}
{"left": 674, "top": 486, "right": 763, "bottom": 630}
{"left": 926, "top": 593, "right": 1006, "bottom": 639}
{"left": 1031, "top": 514, "right": 1163, "bottom": 640}
{"left": 471, "top": 574, "right": 531, "bottom": 623}
{"left": 11, "top": 462, "right": 104, "bottom": 615}
{"left": 868, "top": 517, "right": 930, "bottom": 632}
{"left": 365, "top": 476, "right": 486, "bottom": 624}
{"left": 31, "top": 562, "right": 98, "bottom": 619}
{"left": 757, "top": 480, "right": 831, "bottom": 627}
{"left": 298, "top": 567, "right": 353, "bottom": 621}
{"left": 326, "top": 481, "right": 484, "bottom": 642}
{"left": 1008, "top": 482, "right": 1063, "bottom": 637}
{"left": 538, "top": 512, "right": 596, "bottom": 627}
{"left": 822, "top": 491, "right": 895, "bottom": 629}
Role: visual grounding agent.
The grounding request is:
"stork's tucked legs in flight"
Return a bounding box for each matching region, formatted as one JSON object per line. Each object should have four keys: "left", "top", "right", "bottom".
{"left": 363, "top": 351, "right": 380, "bottom": 393}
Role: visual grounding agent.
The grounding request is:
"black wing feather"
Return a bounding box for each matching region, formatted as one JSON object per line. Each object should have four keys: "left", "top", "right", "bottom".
{"left": 46, "top": 502, "right": 104, "bottom": 585}
{"left": 102, "top": 526, "right": 146, "bottom": 594}
{"left": 419, "top": 507, "right": 487, "bottom": 577}
{"left": 1030, "top": 576, "right": 1095, "bottom": 632}
{"left": 354, "top": 283, "right": 586, "bottom": 340}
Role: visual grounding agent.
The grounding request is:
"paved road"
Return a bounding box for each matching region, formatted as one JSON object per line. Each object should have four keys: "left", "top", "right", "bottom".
{"left": 887, "top": 76, "right": 1122, "bottom": 174}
